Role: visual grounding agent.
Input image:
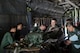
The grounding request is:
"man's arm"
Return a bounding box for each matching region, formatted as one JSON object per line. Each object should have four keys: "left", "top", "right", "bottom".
{"left": 7, "top": 33, "right": 13, "bottom": 44}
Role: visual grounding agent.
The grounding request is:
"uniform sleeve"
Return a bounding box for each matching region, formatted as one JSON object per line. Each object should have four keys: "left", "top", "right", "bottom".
{"left": 7, "top": 33, "right": 13, "bottom": 44}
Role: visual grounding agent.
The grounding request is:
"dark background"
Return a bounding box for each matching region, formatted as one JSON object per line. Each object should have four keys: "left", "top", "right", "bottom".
{"left": 0, "top": 0, "right": 26, "bottom": 15}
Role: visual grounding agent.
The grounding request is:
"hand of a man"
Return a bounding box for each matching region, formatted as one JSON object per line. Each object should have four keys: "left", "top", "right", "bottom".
{"left": 65, "top": 40, "right": 71, "bottom": 45}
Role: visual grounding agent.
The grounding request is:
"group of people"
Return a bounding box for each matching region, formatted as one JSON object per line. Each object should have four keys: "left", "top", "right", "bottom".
{"left": 26, "top": 18, "right": 63, "bottom": 53}
{"left": 0, "top": 18, "right": 80, "bottom": 53}
{"left": 0, "top": 23, "right": 24, "bottom": 53}
{"left": 31, "top": 18, "right": 80, "bottom": 53}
